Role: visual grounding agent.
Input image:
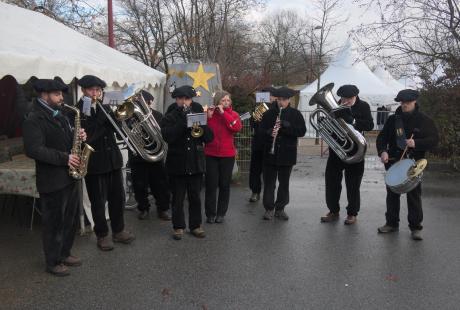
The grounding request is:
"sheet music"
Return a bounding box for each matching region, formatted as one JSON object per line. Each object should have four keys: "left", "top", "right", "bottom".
{"left": 186, "top": 113, "right": 207, "bottom": 128}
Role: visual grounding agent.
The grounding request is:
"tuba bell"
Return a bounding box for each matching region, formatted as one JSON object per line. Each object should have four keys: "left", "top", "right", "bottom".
{"left": 309, "top": 83, "right": 367, "bottom": 164}
{"left": 95, "top": 86, "right": 167, "bottom": 162}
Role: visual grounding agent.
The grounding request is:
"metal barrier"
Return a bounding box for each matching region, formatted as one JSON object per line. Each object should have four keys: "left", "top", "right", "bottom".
{"left": 235, "top": 110, "right": 394, "bottom": 174}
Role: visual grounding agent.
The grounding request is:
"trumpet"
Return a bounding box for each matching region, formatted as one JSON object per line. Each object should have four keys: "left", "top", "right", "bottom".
{"left": 184, "top": 104, "right": 204, "bottom": 138}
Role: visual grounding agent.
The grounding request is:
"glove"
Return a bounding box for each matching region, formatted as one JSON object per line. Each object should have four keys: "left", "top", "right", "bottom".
{"left": 331, "top": 107, "right": 354, "bottom": 124}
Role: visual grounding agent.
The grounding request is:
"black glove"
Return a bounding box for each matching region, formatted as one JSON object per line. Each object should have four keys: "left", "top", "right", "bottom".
{"left": 331, "top": 107, "right": 354, "bottom": 124}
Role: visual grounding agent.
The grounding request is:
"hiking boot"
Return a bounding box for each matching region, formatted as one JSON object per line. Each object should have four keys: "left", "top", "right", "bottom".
{"left": 344, "top": 215, "right": 357, "bottom": 225}
{"left": 46, "top": 264, "right": 70, "bottom": 277}
{"left": 138, "top": 210, "right": 149, "bottom": 220}
{"left": 62, "top": 255, "right": 82, "bottom": 267}
{"left": 173, "top": 229, "right": 184, "bottom": 240}
{"left": 411, "top": 230, "right": 423, "bottom": 241}
{"left": 263, "top": 210, "right": 274, "bottom": 220}
{"left": 191, "top": 227, "right": 206, "bottom": 238}
{"left": 249, "top": 193, "right": 260, "bottom": 202}
{"left": 215, "top": 216, "right": 225, "bottom": 223}
{"left": 275, "top": 210, "right": 289, "bottom": 221}
{"left": 158, "top": 211, "right": 171, "bottom": 221}
{"left": 320, "top": 212, "right": 339, "bottom": 223}
{"left": 206, "top": 217, "right": 215, "bottom": 224}
{"left": 97, "top": 236, "right": 114, "bottom": 251}
{"left": 377, "top": 225, "right": 399, "bottom": 233}
{"left": 113, "top": 230, "right": 135, "bottom": 244}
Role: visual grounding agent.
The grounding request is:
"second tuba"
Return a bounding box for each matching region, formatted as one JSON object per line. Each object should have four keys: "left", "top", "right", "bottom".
{"left": 309, "top": 83, "right": 367, "bottom": 164}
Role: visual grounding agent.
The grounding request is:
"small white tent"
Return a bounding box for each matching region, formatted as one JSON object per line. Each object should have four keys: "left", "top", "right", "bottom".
{"left": 298, "top": 39, "right": 399, "bottom": 112}
{"left": 0, "top": 2, "right": 166, "bottom": 104}
{"left": 373, "top": 66, "right": 405, "bottom": 93}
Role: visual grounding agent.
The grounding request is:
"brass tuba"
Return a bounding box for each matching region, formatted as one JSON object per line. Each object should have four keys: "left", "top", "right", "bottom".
{"left": 309, "top": 83, "right": 367, "bottom": 164}
{"left": 96, "top": 87, "right": 167, "bottom": 162}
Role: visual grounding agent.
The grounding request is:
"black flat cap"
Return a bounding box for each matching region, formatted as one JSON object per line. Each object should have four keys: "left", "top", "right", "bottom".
{"left": 272, "top": 87, "right": 297, "bottom": 99}
{"left": 337, "top": 85, "right": 359, "bottom": 98}
{"left": 394, "top": 89, "right": 419, "bottom": 102}
{"left": 261, "top": 86, "right": 276, "bottom": 94}
{"left": 172, "top": 85, "right": 197, "bottom": 98}
{"left": 33, "top": 78, "right": 68, "bottom": 93}
{"left": 141, "top": 90, "right": 154, "bottom": 102}
{"left": 77, "top": 75, "right": 107, "bottom": 88}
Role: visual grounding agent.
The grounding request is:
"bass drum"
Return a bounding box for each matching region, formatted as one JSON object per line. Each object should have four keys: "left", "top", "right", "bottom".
{"left": 385, "top": 159, "right": 427, "bottom": 194}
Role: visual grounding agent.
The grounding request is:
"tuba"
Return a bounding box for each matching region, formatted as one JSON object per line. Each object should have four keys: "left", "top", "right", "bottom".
{"left": 309, "top": 83, "right": 367, "bottom": 164}
{"left": 95, "top": 87, "right": 167, "bottom": 162}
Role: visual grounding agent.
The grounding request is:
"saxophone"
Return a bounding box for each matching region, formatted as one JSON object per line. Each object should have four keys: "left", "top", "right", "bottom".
{"left": 64, "top": 104, "right": 95, "bottom": 179}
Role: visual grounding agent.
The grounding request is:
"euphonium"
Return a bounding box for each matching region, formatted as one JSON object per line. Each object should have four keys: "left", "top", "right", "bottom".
{"left": 64, "top": 104, "right": 94, "bottom": 179}
{"left": 308, "top": 83, "right": 367, "bottom": 164}
{"left": 252, "top": 103, "right": 269, "bottom": 122}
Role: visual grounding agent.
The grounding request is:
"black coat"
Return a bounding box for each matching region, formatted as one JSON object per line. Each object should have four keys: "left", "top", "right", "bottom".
{"left": 76, "top": 99, "right": 123, "bottom": 175}
{"left": 259, "top": 105, "right": 307, "bottom": 166}
{"left": 161, "top": 102, "right": 214, "bottom": 175}
{"left": 337, "top": 97, "right": 374, "bottom": 132}
{"left": 22, "top": 99, "right": 76, "bottom": 193}
{"left": 376, "top": 105, "right": 439, "bottom": 166}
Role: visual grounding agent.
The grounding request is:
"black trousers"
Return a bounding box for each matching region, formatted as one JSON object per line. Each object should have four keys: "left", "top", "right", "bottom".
{"left": 263, "top": 164, "right": 293, "bottom": 211}
{"left": 130, "top": 160, "right": 170, "bottom": 213}
{"left": 249, "top": 147, "right": 264, "bottom": 194}
{"left": 325, "top": 151, "right": 365, "bottom": 216}
{"left": 205, "top": 156, "right": 235, "bottom": 218}
{"left": 40, "top": 181, "right": 80, "bottom": 268}
{"left": 385, "top": 184, "right": 423, "bottom": 230}
{"left": 85, "top": 169, "right": 125, "bottom": 238}
{"left": 170, "top": 174, "right": 203, "bottom": 230}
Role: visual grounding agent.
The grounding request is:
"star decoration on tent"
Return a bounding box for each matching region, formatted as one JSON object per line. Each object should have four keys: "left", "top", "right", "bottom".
{"left": 186, "top": 63, "right": 215, "bottom": 92}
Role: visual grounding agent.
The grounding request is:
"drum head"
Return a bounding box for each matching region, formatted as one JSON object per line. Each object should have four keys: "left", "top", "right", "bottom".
{"left": 385, "top": 159, "right": 416, "bottom": 187}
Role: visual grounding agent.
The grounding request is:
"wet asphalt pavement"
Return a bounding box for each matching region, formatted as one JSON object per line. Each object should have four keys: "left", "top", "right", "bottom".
{"left": 1, "top": 155, "right": 460, "bottom": 310}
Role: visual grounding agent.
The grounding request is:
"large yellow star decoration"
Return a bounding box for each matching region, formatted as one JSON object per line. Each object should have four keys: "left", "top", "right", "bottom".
{"left": 186, "top": 63, "right": 215, "bottom": 92}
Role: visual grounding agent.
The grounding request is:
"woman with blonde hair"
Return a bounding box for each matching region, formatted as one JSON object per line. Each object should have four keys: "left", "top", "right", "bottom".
{"left": 204, "top": 91, "right": 242, "bottom": 223}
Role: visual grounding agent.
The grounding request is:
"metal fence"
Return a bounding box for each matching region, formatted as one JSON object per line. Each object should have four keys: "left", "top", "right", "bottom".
{"left": 235, "top": 110, "right": 394, "bottom": 175}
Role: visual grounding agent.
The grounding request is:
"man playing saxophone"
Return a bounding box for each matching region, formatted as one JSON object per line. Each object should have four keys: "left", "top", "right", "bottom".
{"left": 259, "top": 87, "right": 306, "bottom": 220}
{"left": 320, "top": 85, "right": 373, "bottom": 225}
{"left": 23, "top": 78, "right": 87, "bottom": 276}
{"left": 77, "top": 75, "right": 135, "bottom": 251}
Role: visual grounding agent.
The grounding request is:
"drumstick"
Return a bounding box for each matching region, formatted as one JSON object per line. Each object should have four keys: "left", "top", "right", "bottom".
{"left": 399, "top": 134, "right": 414, "bottom": 161}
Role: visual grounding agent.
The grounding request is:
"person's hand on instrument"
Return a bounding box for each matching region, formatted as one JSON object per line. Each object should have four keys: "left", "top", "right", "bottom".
{"left": 68, "top": 154, "right": 80, "bottom": 169}
{"left": 406, "top": 139, "right": 415, "bottom": 148}
{"left": 380, "top": 151, "right": 389, "bottom": 164}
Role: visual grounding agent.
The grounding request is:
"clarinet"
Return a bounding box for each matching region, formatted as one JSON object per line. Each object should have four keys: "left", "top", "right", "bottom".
{"left": 269, "top": 107, "right": 283, "bottom": 155}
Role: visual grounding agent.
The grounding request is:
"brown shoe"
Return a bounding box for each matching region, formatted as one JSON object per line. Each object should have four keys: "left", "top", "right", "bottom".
{"left": 344, "top": 215, "right": 357, "bottom": 225}
{"left": 46, "top": 264, "right": 70, "bottom": 277}
{"left": 173, "top": 229, "right": 184, "bottom": 240}
{"left": 191, "top": 227, "right": 206, "bottom": 238}
{"left": 97, "top": 236, "right": 114, "bottom": 251}
{"left": 113, "top": 230, "right": 135, "bottom": 244}
{"left": 62, "top": 255, "right": 82, "bottom": 267}
{"left": 158, "top": 211, "right": 172, "bottom": 221}
{"left": 320, "top": 212, "right": 340, "bottom": 223}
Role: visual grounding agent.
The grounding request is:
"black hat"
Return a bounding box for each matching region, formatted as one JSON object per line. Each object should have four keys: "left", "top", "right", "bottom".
{"left": 141, "top": 90, "right": 154, "bottom": 102}
{"left": 261, "top": 86, "right": 276, "bottom": 94}
{"left": 272, "top": 87, "right": 297, "bottom": 99}
{"left": 77, "top": 75, "right": 107, "bottom": 89}
{"left": 33, "top": 78, "right": 68, "bottom": 93}
{"left": 394, "top": 89, "right": 419, "bottom": 102}
{"left": 337, "top": 85, "right": 359, "bottom": 98}
{"left": 172, "top": 85, "right": 197, "bottom": 98}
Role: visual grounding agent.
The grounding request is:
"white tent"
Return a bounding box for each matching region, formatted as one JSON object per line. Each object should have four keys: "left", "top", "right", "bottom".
{"left": 0, "top": 2, "right": 166, "bottom": 104}
{"left": 373, "top": 66, "right": 405, "bottom": 93}
{"left": 298, "top": 39, "right": 400, "bottom": 112}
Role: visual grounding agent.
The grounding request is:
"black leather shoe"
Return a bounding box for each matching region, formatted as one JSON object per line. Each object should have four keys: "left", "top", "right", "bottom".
{"left": 215, "top": 216, "right": 224, "bottom": 223}
{"left": 206, "top": 217, "right": 215, "bottom": 224}
{"left": 275, "top": 210, "right": 289, "bottom": 221}
{"left": 378, "top": 225, "right": 399, "bottom": 233}
{"left": 249, "top": 193, "right": 260, "bottom": 202}
{"left": 263, "top": 210, "right": 274, "bottom": 220}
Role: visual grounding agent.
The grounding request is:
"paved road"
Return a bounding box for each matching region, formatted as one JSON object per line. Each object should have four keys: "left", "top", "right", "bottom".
{"left": 1, "top": 156, "right": 459, "bottom": 310}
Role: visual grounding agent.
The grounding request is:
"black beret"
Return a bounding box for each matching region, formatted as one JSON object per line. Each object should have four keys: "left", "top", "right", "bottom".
{"left": 272, "top": 87, "right": 297, "bottom": 99}
{"left": 77, "top": 75, "right": 107, "bottom": 88}
{"left": 172, "top": 85, "right": 197, "bottom": 98}
{"left": 261, "top": 86, "right": 276, "bottom": 94}
{"left": 337, "top": 85, "right": 359, "bottom": 98}
{"left": 141, "top": 90, "right": 154, "bottom": 102}
{"left": 394, "top": 89, "right": 419, "bottom": 102}
{"left": 33, "top": 79, "right": 68, "bottom": 93}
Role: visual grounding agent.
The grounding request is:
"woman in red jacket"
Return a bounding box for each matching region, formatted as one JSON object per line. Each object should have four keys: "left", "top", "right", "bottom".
{"left": 204, "top": 91, "right": 242, "bottom": 223}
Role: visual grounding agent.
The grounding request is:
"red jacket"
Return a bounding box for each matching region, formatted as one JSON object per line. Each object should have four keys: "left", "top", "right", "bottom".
{"left": 205, "top": 106, "right": 242, "bottom": 157}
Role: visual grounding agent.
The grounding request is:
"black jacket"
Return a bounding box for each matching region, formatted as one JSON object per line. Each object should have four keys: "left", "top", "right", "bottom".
{"left": 22, "top": 99, "right": 76, "bottom": 193}
{"left": 376, "top": 105, "right": 439, "bottom": 166}
{"left": 336, "top": 97, "right": 374, "bottom": 132}
{"left": 76, "top": 99, "right": 123, "bottom": 175}
{"left": 161, "top": 102, "right": 214, "bottom": 175}
{"left": 259, "top": 104, "right": 307, "bottom": 166}
{"left": 250, "top": 101, "right": 278, "bottom": 151}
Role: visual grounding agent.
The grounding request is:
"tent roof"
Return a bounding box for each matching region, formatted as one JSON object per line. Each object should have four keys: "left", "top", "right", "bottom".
{"left": 0, "top": 2, "right": 165, "bottom": 88}
{"left": 300, "top": 39, "right": 397, "bottom": 96}
{"left": 373, "top": 66, "right": 405, "bottom": 91}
